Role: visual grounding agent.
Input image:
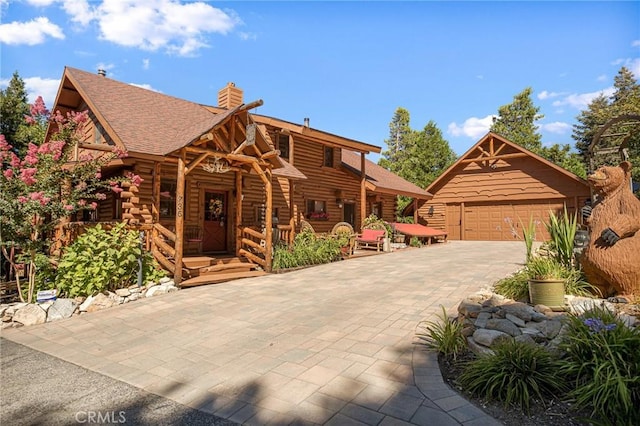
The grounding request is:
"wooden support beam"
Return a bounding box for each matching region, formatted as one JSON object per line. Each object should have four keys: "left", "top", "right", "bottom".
{"left": 152, "top": 162, "right": 161, "bottom": 222}
{"left": 459, "top": 152, "right": 527, "bottom": 164}
{"left": 235, "top": 171, "right": 242, "bottom": 257}
{"left": 360, "top": 152, "right": 366, "bottom": 230}
{"left": 173, "top": 149, "right": 186, "bottom": 285}
{"left": 260, "top": 150, "right": 280, "bottom": 160}
{"left": 185, "top": 152, "right": 209, "bottom": 175}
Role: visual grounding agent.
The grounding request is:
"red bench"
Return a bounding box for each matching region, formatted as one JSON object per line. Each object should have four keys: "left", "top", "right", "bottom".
{"left": 355, "top": 229, "right": 386, "bottom": 252}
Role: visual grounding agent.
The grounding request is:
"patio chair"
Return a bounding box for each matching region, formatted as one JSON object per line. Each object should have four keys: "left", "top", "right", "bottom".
{"left": 184, "top": 224, "right": 203, "bottom": 254}
{"left": 355, "top": 224, "right": 387, "bottom": 252}
{"left": 331, "top": 222, "right": 356, "bottom": 256}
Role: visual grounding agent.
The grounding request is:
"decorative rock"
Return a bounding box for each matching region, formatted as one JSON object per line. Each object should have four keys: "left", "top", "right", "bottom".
{"left": 467, "top": 336, "right": 495, "bottom": 356}
{"left": 159, "top": 277, "right": 172, "bottom": 284}
{"left": 499, "top": 302, "right": 535, "bottom": 322}
{"left": 79, "top": 295, "right": 94, "bottom": 312}
{"left": 481, "top": 294, "right": 507, "bottom": 308}
{"left": 128, "top": 293, "right": 140, "bottom": 302}
{"left": 166, "top": 285, "right": 178, "bottom": 293}
{"left": 461, "top": 324, "right": 476, "bottom": 337}
{"left": 115, "top": 288, "right": 131, "bottom": 297}
{"left": 514, "top": 334, "right": 537, "bottom": 346}
{"left": 46, "top": 298, "right": 76, "bottom": 322}
{"left": 474, "top": 312, "right": 492, "bottom": 328}
{"left": 486, "top": 318, "right": 522, "bottom": 336}
{"left": 145, "top": 285, "right": 167, "bottom": 297}
{"left": 85, "top": 293, "right": 115, "bottom": 313}
{"left": 12, "top": 304, "right": 47, "bottom": 326}
{"left": 5, "top": 303, "right": 28, "bottom": 316}
{"left": 505, "top": 313, "right": 526, "bottom": 327}
{"left": 129, "top": 286, "right": 141, "bottom": 294}
{"left": 458, "top": 299, "right": 483, "bottom": 318}
{"left": 472, "top": 328, "right": 512, "bottom": 348}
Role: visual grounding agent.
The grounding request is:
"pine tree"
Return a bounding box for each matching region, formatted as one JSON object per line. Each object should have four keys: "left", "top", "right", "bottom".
{"left": 0, "top": 71, "right": 30, "bottom": 154}
{"left": 379, "top": 107, "right": 412, "bottom": 174}
{"left": 490, "top": 87, "right": 543, "bottom": 152}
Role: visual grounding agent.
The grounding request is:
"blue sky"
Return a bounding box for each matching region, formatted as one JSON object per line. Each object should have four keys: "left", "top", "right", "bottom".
{"left": 1, "top": 1, "right": 639, "bottom": 162}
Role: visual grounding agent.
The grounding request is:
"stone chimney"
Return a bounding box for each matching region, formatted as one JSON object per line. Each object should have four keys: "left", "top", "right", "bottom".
{"left": 218, "top": 82, "right": 243, "bottom": 109}
{"left": 97, "top": 69, "right": 106, "bottom": 77}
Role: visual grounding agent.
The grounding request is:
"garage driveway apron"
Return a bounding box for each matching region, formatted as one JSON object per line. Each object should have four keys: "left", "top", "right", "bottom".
{"left": 3, "top": 241, "right": 525, "bottom": 425}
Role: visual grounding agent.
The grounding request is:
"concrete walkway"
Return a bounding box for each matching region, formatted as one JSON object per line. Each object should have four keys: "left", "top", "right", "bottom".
{"left": 2, "top": 241, "right": 525, "bottom": 425}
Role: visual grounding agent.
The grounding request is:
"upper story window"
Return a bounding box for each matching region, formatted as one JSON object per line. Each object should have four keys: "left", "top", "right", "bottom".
{"left": 323, "top": 146, "right": 334, "bottom": 168}
{"left": 278, "top": 134, "right": 290, "bottom": 160}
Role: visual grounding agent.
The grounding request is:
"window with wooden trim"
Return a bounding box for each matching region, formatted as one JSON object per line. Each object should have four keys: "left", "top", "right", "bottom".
{"left": 159, "top": 179, "right": 177, "bottom": 218}
{"left": 323, "top": 146, "right": 334, "bottom": 167}
{"left": 371, "top": 201, "right": 382, "bottom": 218}
{"left": 306, "top": 200, "right": 328, "bottom": 220}
{"left": 278, "top": 134, "right": 290, "bottom": 160}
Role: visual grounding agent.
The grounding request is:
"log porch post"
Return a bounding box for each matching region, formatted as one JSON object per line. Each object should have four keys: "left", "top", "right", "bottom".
{"left": 174, "top": 149, "right": 186, "bottom": 285}
{"left": 152, "top": 162, "right": 161, "bottom": 222}
{"left": 235, "top": 171, "right": 243, "bottom": 256}
{"left": 360, "top": 152, "right": 366, "bottom": 230}
{"left": 264, "top": 170, "right": 273, "bottom": 272}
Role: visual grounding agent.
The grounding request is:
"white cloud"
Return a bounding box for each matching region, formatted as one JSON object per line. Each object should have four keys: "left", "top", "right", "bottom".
{"left": 447, "top": 115, "right": 495, "bottom": 139}
{"left": 142, "top": 58, "right": 150, "bottom": 70}
{"left": 23, "top": 77, "right": 61, "bottom": 107}
{"left": 596, "top": 74, "right": 607, "bottom": 82}
{"left": 631, "top": 40, "right": 640, "bottom": 47}
{"left": 552, "top": 88, "right": 615, "bottom": 110}
{"left": 612, "top": 57, "right": 640, "bottom": 78}
{"left": 539, "top": 121, "right": 571, "bottom": 135}
{"left": 537, "top": 90, "right": 564, "bottom": 100}
{"left": 62, "top": 0, "right": 95, "bottom": 26}
{"left": 94, "top": 0, "right": 240, "bottom": 56}
{"left": 0, "top": 17, "right": 64, "bottom": 45}
{"left": 239, "top": 32, "right": 257, "bottom": 41}
{"left": 26, "top": 0, "right": 57, "bottom": 6}
{"left": 129, "top": 83, "right": 161, "bottom": 92}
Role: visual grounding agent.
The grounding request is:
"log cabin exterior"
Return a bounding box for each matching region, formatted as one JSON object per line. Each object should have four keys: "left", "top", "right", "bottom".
{"left": 409, "top": 132, "right": 591, "bottom": 241}
{"left": 49, "top": 67, "right": 432, "bottom": 285}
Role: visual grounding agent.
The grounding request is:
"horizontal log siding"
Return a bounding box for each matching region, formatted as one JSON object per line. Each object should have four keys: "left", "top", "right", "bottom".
{"left": 288, "top": 140, "right": 362, "bottom": 233}
{"left": 415, "top": 202, "right": 447, "bottom": 230}
{"left": 430, "top": 158, "right": 589, "bottom": 204}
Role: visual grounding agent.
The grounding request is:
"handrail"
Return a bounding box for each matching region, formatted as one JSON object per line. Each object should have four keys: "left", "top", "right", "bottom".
{"left": 154, "top": 223, "right": 176, "bottom": 242}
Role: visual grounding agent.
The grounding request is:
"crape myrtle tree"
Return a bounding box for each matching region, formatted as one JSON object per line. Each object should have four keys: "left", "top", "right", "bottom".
{"left": 379, "top": 108, "right": 457, "bottom": 217}
{"left": 491, "top": 87, "right": 586, "bottom": 178}
{"left": 573, "top": 67, "right": 640, "bottom": 191}
{"left": 0, "top": 99, "right": 138, "bottom": 303}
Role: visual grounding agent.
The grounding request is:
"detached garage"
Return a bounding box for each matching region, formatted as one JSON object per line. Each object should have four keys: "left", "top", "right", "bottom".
{"left": 413, "top": 133, "right": 591, "bottom": 241}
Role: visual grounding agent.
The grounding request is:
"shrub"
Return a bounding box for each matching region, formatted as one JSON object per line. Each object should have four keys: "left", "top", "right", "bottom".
{"left": 493, "top": 268, "right": 529, "bottom": 301}
{"left": 559, "top": 306, "right": 640, "bottom": 424}
{"left": 55, "top": 223, "right": 165, "bottom": 297}
{"left": 409, "top": 236, "right": 422, "bottom": 247}
{"left": 415, "top": 305, "right": 466, "bottom": 360}
{"left": 545, "top": 206, "right": 577, "bottom": 268}
{"left": 459, "top": 340, "right": 567, "bottom": 413}
{"left": 272, "top": 229, "right": 342, "bottom": 270}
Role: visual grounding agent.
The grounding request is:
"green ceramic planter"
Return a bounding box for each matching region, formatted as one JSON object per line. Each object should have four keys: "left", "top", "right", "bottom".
{"left": 528, "top": 279, "right": 565, "bottom": 307}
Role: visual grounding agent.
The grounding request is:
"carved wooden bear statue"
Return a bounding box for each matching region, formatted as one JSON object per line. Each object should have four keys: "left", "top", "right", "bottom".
{"left": 581, "top": 161, "right": 640, "bottom": 299}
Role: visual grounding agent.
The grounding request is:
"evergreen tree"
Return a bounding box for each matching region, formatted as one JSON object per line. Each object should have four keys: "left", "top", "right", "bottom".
{"left": 0, "top": 71, "right": 30, "bottom": 154}
{"left": 490, "top": 87, "right": 543, "bottom": 152}
{"left": 399, "top": 120, "right": 457, "bottom": 188}
{"left": 573, "top": 93, "right": 610, "bottom": 162}
{"left": 379, "top": 107, "right": 412, "bottom": 174}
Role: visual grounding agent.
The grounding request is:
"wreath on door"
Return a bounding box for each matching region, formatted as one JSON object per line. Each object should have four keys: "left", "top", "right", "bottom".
{"left": 209, "top": 198, "right": 223, "bottom": 219}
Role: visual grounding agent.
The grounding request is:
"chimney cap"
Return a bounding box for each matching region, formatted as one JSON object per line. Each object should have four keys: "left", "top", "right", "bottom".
{"left": 97, "top": 69, "right": 106, "bottom": 77}
{"left": 303, "top": 117, "right": 310, "bottom": 128}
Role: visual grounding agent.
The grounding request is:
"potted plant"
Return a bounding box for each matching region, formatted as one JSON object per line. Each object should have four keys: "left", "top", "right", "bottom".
{"left": 526, "top": 256, "right": 567, "bottom": 307}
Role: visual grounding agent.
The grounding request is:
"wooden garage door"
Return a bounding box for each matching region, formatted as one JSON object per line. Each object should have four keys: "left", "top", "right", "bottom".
{"left": 463, "top": 200, "right": 569, "bottom": 241}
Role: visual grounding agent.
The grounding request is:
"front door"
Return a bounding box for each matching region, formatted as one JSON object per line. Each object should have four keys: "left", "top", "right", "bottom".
{"left": 202, "top": 191, "right": 227, "bottom": 252}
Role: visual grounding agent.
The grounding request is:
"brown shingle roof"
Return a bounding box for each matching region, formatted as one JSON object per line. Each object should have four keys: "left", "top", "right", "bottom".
{"left": 341, "top": 150, "right": 433, "bottom": 199}
{"left": 65, "top": 67, "right": 227, "bottom": 156}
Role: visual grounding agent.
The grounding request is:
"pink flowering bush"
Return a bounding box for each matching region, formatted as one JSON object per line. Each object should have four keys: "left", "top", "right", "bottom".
{"left": 0, "top": 100, "right": 139, "bottom": 303}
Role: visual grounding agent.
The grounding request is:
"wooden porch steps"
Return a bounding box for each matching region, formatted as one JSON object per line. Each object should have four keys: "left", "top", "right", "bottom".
{"left": 180, "top": 270, "right": 266, "bottom": 288}
{"left": 179, "top": 255, "right": 265, "bottom": 288}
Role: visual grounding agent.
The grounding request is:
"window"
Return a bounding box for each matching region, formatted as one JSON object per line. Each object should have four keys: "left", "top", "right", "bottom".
{"left": 371, "top": 202, "right": 382, "bottom": 218}
{"left": 306, "top": 200, "right": 328, "bottom": 220}
{"left": 323, "top": 146, "right": 334, "bottom": 167}
{"left": 159, "top": 180, "right": 177, "bottom": 218}
{"left": 278, "top": 134, "right": 290, "bottom": 160}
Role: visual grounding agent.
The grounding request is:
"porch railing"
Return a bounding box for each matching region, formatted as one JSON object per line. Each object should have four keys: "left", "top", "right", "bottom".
{"left": 238, "top": 226, "right": 267, "bottom": 269}
{"left": 151, "top": 223, "right": 176, "bottom": 275}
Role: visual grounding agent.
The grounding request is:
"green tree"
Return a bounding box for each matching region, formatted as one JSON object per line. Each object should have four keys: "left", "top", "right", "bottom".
{"left": 538, "top": 144, "right": 586, "bottom": 178}
{"left": 398, "top": 120, "right": 457, "bottom": 188}
{"left": 0, "top": 71, "right": 30, "bottom": 154}
{"left": 572, "top": 67, "right": 640, "bottom": 191}
{"left": 379, "top": 107, "right": 412, "bottom": 173}
{"left": 490, "top": 87, "right": 543, "bottom": 152}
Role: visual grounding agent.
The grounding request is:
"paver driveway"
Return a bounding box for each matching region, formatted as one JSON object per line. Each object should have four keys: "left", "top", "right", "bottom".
{"left": 3, "top": 241, "right": 525, "bottom": 425}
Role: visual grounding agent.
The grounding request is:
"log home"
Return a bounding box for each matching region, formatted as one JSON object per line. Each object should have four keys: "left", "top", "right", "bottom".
{"left": 407, "top": 132, "right": 590, "bottom": 241}
{"left": 50, "top": 67, "right": 432, "bottom": 285}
